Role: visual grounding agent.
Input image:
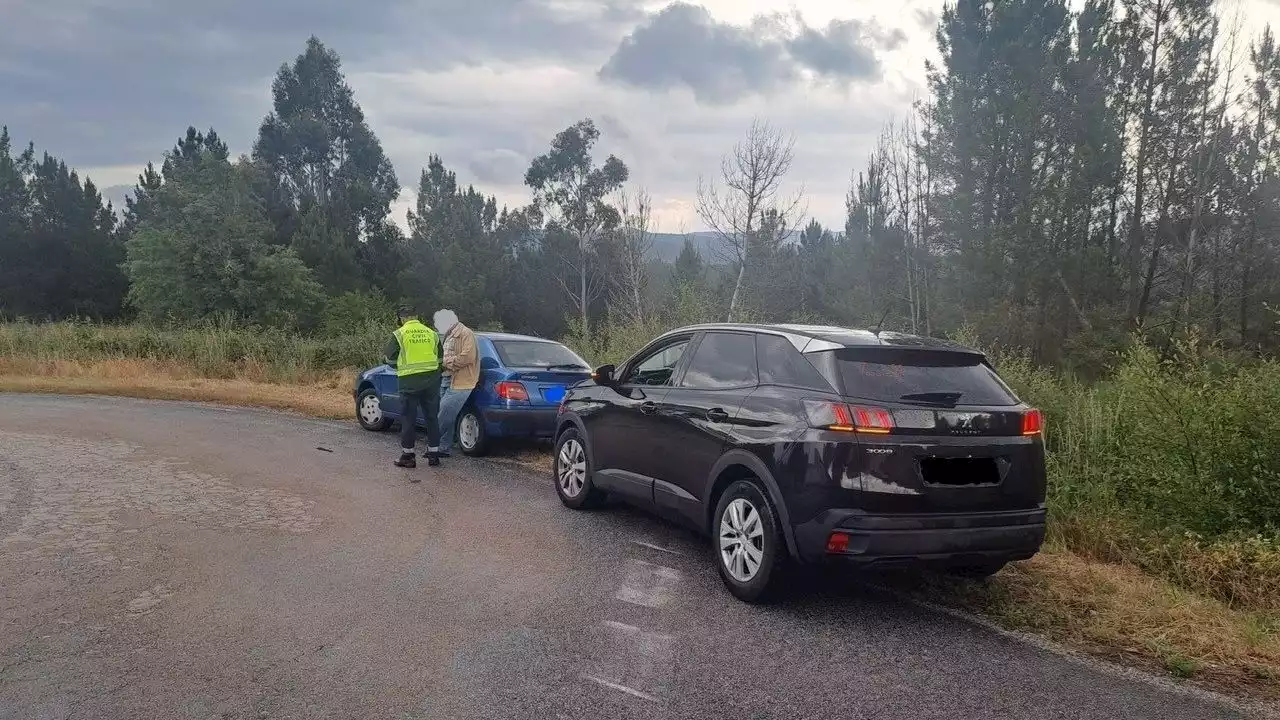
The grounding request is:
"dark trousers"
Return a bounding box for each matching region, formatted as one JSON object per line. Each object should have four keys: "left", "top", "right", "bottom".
{"left": 398, "top": 377, "right": 442, "bottom": 454}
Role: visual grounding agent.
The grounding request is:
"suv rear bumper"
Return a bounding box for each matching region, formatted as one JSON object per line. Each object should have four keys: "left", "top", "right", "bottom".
{"left": 792, "top": 508, "right": 1046, "bottom": 567}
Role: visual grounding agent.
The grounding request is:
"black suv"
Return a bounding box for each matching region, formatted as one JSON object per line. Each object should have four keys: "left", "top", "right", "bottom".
{"left": 552, "top": 324, "right": 1046, "bottom": 602}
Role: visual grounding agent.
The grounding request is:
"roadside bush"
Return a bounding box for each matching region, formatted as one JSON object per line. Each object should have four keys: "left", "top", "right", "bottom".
{"left": 990, "top": 336, "right": 1280, "bottom": 608}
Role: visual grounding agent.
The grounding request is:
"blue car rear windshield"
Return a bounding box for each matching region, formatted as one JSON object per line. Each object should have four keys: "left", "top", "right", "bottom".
{"left": 494, "top": 341, "right": 589, "bottom": 370}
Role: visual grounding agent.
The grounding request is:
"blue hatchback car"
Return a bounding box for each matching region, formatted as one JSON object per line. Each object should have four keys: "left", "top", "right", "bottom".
{"left": 353, "top": 332, "right": 592, "bottom": 456}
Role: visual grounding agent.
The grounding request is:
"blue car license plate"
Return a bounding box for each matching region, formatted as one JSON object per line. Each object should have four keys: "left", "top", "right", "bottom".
{"left": 542, "top": 385, "right": 566, "bottom": 404}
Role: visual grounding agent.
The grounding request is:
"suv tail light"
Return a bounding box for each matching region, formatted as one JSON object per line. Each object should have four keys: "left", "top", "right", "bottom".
{"left": 496, "top": 381, "right": 530, "bottom": 402}
{"left": 803, "top": 401, "right": 895, "bottom": 434}
{"left": 1022, "top": 408, "right": 1043, "bottom": 436}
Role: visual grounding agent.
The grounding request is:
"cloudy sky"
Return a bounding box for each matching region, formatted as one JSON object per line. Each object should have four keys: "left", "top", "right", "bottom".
{"left": 3, "top": 0, "right": 1279, "bottom": 233}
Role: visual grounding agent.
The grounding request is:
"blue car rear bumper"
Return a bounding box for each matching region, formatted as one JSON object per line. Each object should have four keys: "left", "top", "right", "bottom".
{"left": 482, "top": 406, "right": 560, "bottom": 439}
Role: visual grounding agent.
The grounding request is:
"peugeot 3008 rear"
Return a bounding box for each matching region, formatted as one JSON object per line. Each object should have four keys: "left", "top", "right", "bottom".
{"left": 792, "top": 332, "right": 1046, "bottom": 581}
{"left": 554, "top": 324, "right": 1046, "bottom": 603}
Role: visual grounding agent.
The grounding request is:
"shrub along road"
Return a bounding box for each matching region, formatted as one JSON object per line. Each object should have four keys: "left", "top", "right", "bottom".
{"left": 0, "top": 395, "right": 1266, "bottom": 719}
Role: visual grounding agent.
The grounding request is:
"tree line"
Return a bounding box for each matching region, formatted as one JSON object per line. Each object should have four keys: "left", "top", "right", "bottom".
{"left": 2, "top": 1, "right": 1279, "bottom": 371}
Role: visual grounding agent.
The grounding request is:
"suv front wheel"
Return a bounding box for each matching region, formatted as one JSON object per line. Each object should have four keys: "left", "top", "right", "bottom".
{"left": 714, "top": 480, "right": 788, "bottom": 603}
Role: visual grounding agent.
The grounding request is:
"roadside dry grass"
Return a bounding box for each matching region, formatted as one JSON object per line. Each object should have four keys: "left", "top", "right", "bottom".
{"left": 884, "top": 546, "right": 1280, "bottom": 704}
{"left": 0, "top": 357, "right": 354, "bottom": 419}
{"left": 1, "top": 359, "right": 1276, "bottom": 705}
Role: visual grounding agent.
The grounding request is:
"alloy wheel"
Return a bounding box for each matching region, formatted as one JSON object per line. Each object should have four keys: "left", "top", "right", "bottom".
{"left": 719, "top": 498, "right": 765, "bottom": 582}
{"left": 557, "top": 439, "right": 587, "bottom": 498}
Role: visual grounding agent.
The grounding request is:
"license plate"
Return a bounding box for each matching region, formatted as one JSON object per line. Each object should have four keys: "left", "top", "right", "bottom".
{"left": 542, "top": 385, "right": 566, "bottom": 403}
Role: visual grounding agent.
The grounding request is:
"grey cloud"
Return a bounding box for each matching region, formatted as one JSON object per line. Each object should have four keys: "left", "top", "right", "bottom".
{"left": 598, "top": 2, "right": 899, "bottom": 103}
{"left": 467, "top": 148, "right": 530, "bottom": 185}
{"left": 788, "top": 20, "right": 878, "bottom": 80}
{"left": 0, "top": 0, "right": 642, "bottom": 175}
{"left": 598, "top": 3, "right": 797, "bottom": 104}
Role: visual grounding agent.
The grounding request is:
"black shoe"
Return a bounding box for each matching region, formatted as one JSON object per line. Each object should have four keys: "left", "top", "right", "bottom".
{"left": 394, "top": 453, "right": 416, "bottom": 469}
{"left": 426, "top": 453, "right": 441, "bottom": 467}
{"left": 436, "top": 451, "right": 452, "bottom": 458}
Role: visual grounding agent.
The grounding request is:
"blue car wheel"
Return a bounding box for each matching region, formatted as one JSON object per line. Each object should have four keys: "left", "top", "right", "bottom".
{"left": 356, "top": 388, "right": 392, "bottom": 432}
{"left": 457, "top": 407, "right": 488, "bottom": 457}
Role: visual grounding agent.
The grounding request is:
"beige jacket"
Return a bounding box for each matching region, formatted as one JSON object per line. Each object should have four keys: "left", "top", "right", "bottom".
{"left": 442, "top": 322, "right": 479, "bottom": 391}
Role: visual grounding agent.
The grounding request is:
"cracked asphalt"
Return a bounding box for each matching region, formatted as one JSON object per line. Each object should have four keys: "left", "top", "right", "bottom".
{"left": 0, "top": 394, "right": 1256, "bottom": 719}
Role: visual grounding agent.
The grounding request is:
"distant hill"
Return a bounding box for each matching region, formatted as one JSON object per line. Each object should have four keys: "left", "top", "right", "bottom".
{"left": 101, "top": 185, "right": 133, "bottom": 218}
{"left": 92, "top": 192, "right": 808, "bottom": 267}
{"left": 648, "top": 229, "right": 819, "bottom": 263}
{"left": 649, "top": 232, "right": 720, "bottom": 262}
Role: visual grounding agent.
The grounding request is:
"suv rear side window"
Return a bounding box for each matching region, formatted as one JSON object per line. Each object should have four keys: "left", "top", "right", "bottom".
{"left": 755, "top": 334, "right": 832, "bottom": 390}
{"left": 831, "top": 349, "right": 1018, "bottom": 406}
{"left": 681, "top": 333, "right": 758, "bottom": 389}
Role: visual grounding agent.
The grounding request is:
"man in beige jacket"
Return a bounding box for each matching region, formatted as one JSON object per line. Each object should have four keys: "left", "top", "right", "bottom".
{"left": 434, "top": 309, "right": 479, "bottom": 457}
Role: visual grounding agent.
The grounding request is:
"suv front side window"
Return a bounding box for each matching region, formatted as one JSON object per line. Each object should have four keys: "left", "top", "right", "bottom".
{"left": 620, "top": 338, "right": 691, "bottom": 386}
{"left": 680, "top": 332, "right": 759, "bottom": 390}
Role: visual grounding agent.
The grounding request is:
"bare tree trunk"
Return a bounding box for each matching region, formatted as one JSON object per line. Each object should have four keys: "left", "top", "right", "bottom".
{"left": 1182, "top": 19, "right": 1234, "bottom": 329}
{"left": 698, "top": 120, "right": 804, "bottom": 323}
{"left": 1211, "top": 229, "right": 1223, "bottom": 337}
{"left": 1240, "top": 222, "right": 1255, "bottom": 342}
{"left": 1127, "top": 0, "right": 1166, "bottom": 325}
{"left": 1137, "top": 231, "right": 1162, "bottom": 326}
{"left": 579, "top": 243, "right": 589, "bottom": 335}
{"left": 728, "top": 264, "right": 747, "bottom": 322}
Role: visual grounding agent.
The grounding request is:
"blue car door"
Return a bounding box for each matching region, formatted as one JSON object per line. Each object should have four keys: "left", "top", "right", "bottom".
{"left": 374, "top": 367, "right": 402, "bottom": 418}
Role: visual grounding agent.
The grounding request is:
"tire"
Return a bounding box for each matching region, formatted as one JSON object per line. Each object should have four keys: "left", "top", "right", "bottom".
{"left": 457, "top": 408, "right": 489, "bottom": 457}
{"left": 948, "top": 562, "right": 1006, "bottom": 580}
{"left": 553, "top": 428, "right": 605, "bottom": 510}
{"left": 713, "top": 480, "right": 789, "bottom": 603}
{"left": 356, "top": 388, "right": 391, "bottom": 431}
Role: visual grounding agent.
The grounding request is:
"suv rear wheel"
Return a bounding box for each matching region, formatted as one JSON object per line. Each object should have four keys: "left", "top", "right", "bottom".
{"left": 714, "top": 480, "right": 788, "bottom": 603}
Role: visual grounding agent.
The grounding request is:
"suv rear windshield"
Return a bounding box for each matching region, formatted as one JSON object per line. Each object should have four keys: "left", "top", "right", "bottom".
{"left": 827, "top": 348, "right": 1018, "bottom": 407}
{"left": 494, "top": 341, "right": 588, "bottom": 370}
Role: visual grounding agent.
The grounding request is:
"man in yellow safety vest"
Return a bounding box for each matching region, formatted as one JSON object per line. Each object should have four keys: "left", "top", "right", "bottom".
{"left": 384, "top": 304, "right": 443, "bottom": 473}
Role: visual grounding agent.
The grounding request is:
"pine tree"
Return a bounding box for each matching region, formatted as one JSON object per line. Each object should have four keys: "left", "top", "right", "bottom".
{"left": 15, "top": 152, "right": 125, "bottom": 319}
{"left": 253, "top": 36, "right": 400, "bottom": 293}
{"left": 0, "top": 128, "right": 34, "bottom": 318}
{"left": 403, "top": 155, "right": 515, "bottom": 328}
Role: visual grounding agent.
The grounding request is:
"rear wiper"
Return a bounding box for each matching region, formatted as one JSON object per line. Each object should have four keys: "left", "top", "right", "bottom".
{"left": 546, "top": 363, "right": 589, "bottom": 371}
{"left": 899, "top": 391, "right": 964, "bottom": 405}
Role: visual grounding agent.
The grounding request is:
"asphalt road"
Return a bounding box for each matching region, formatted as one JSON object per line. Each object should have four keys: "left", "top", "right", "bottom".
{"left": 0, "top": 394, "right": 1255, "bottom": 719}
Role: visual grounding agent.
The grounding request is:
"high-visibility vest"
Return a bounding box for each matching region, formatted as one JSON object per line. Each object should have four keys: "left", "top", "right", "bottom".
{"left": 393, "top": 320, "right": 441, "bottom": 377}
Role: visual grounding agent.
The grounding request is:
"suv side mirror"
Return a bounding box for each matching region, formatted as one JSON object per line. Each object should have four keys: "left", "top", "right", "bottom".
{"left": 593, "top": 364, "right": 616, "bottom": 385}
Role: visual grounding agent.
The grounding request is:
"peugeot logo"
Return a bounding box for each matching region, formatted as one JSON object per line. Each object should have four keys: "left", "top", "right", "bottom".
{"left": 946, "top": 413, "right": 986, "bottom": 435}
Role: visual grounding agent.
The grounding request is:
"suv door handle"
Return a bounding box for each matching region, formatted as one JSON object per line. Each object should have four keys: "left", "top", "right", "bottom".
{"left": 706, "top": 408, "right": 729, "bottom": 423}
{"left": 639, "top": 401, "right": 658, "bottom": 415}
